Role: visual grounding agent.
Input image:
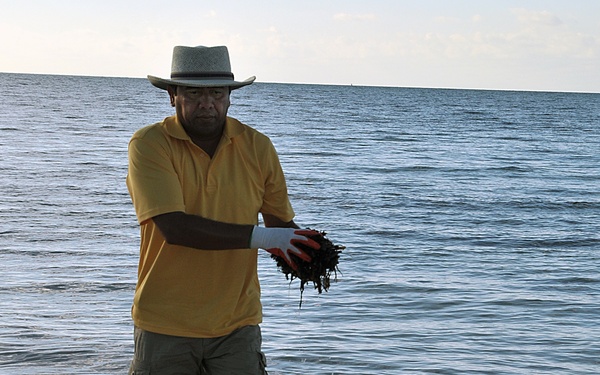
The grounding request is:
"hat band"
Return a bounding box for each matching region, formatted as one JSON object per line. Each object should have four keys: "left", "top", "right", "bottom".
{"left": 171, "top": 71, "right": 234, "bottom": 80}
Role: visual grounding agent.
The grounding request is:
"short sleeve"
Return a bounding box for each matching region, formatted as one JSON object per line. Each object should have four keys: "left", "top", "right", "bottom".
{"left": 259, "top": 140, "right": 295, "bottom": 222}
{"left": 126, "top": 132, "right": 186, "bottom": 224}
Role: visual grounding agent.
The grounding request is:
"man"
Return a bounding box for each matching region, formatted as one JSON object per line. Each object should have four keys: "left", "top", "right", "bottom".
{"left": 126, "top": 45, "right": 320, "bottom": 374}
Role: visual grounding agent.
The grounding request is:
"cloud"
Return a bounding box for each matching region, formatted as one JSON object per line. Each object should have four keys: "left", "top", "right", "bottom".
{"left": 204, "top": 10, "right": 217, "bottom": 18}
{"left": 511, "top": 8, "right": 563, "bottom": 27}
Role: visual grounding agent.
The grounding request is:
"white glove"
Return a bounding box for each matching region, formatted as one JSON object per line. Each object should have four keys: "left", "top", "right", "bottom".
{"left": 250, "top": 226, "right": 320, "bottom": 270}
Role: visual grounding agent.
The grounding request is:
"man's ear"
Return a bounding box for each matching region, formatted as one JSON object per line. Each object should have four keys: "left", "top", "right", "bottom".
{"left": 167, "top": 85, "right": 177, "bottom": 107}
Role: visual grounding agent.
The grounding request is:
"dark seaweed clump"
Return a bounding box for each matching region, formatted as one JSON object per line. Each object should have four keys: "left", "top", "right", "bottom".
{"left": 271, "top": 230, "right": 344, "bottom": 308}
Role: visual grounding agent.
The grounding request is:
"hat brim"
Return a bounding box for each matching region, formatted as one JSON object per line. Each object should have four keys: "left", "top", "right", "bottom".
{"left": 147, "top": 75, "right": 255, "bottom": 90}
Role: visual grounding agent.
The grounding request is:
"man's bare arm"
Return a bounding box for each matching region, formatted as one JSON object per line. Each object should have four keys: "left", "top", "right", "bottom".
{"left": 262, "top": 213, "right": 299, "bottom": 229}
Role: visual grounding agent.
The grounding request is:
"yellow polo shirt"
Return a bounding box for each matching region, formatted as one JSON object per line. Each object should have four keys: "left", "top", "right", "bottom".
{"left": 126, "top": 115, "right": 294, "bottom": 338}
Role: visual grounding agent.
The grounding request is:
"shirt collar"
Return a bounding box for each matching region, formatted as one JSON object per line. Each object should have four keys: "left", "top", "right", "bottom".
{"left": 163, "top": 115, "right": 245, "bottom": 141}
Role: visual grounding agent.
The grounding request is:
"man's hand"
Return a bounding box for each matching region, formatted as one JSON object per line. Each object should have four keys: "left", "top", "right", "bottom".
{"left": 250, "top": 227, "right": 320, "bottom": 270}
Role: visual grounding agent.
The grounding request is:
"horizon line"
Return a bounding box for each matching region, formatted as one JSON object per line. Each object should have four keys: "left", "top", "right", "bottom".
{"left": 1, "top": 70, "right": 598, "bottom": 95}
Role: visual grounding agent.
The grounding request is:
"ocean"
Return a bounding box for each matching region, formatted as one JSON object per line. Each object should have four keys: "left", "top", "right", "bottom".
{"left": 0, "top": 72, "right": 598, "bottom": 374}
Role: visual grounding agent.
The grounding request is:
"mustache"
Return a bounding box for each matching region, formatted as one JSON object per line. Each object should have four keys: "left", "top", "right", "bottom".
{"left": 194, "top": 110, "right": 215, "bottom": 117}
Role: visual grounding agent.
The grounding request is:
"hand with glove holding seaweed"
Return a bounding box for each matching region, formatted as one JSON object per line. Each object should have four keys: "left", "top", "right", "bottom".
{"left": 259, "top": 228, "right": 345, "bottom": 308}
{"left": 250, "top": 227, "right": 321, "bottom": 271}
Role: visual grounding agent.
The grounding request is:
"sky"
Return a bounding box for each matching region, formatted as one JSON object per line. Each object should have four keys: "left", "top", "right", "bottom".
{"left": 1, "top": 0, "right": 599, "bottom": 93}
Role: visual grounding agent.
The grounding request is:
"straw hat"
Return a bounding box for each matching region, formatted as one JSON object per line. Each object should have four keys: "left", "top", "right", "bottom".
{"left": 147, "top": 45, "right": 255, "bottom": 90}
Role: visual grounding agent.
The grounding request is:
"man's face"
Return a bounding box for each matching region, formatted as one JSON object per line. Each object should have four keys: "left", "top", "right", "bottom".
{"left": 169, "top": 86, "right": 231, "bottom": 139}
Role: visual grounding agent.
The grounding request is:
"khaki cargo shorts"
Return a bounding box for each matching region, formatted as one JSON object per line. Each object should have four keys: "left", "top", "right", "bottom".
{"left": 129, "top": 325, "right": 268, "bottom": 374}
